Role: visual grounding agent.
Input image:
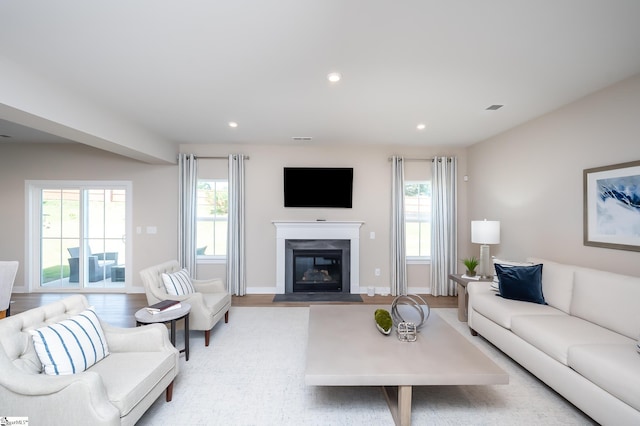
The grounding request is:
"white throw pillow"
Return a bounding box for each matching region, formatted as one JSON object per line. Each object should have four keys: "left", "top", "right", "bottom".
{"left": 162, "top": 268, "right": 195, "bottom": 295}
{"left": 30, "top": 308, "right": 109, "bottom": 375}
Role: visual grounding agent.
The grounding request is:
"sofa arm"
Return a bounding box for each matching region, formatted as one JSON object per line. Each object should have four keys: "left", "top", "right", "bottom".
{"left": 467, "top": 281, "right": 493, "bottom": 294}
{"left": 193, "top": 278, "right": 226, "bottom": 293}
{"left": 0, "top": 366, "right": 120, "bottom": 425}
{"left": 102, "top": 322, "right": 176, "bottom": 353}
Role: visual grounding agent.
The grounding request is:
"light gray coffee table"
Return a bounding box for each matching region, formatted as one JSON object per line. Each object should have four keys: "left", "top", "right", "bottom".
{"left": 305, "top": 305, "right": 508, "bottom": 426}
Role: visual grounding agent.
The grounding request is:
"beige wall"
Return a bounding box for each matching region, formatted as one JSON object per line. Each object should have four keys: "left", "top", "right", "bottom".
{"left": 467, "top": 73, "right": 640, "bottom": 277}
{"left": 0, "top": 143, "right": 177, "bottom": 293}
{"left": 0, "top": 141, "right": 468, "bottom": 294}
{"left": 6, "top": 71, "right": 637, "bottom": 294}
{"left": 183, "top": 144, "right": 468, "bottom": 293}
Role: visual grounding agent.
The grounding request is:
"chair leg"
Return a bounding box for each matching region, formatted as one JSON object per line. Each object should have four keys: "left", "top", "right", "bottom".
{"left": 204, "top": 329, "right": 211, "bottom": 347}
{"left": 225, "top": 310, "right": 229, "bottom": 323}
{"left": 165, "top": 381, "right": 174, "bottom": 402}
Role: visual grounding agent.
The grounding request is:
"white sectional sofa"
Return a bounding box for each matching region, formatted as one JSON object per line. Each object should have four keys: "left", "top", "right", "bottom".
{"left": 0, "top": 295, "right": 179, "bottom": 426}
{"left": 468, "top": 257, "right": 640, "bottom": 426}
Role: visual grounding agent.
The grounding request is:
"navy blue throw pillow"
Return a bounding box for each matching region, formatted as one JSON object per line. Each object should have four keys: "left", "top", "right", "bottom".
{"left": 495, "top": 263, "right": 546, "bottom": 304}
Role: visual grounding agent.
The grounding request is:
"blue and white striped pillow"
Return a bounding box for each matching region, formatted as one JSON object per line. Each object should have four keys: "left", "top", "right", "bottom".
{"left": 30, "top": 308, "right": 109, "bottom": 375}
{"left": 162, "top": 268, "right": 195, "bottom": 295}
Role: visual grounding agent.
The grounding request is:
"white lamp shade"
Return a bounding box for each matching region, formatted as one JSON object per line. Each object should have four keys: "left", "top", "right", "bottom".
{"left": 471, "top": 220, "right": 500, "bottom": 244}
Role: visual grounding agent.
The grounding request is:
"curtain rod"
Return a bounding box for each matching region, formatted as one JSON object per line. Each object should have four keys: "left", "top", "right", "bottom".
{"left": 387, "top": 157, "right": 452, "bottom": 161}
{"left": 189, "top": 155, "right": 250, "bottom": 160}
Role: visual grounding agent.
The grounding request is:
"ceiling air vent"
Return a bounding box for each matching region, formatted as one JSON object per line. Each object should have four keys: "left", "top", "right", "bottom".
{"left": 292, "top": 137, "right": 313, "bottom": 141}
{"left": 486, "top": 104, "right": 504, "bottom": 111}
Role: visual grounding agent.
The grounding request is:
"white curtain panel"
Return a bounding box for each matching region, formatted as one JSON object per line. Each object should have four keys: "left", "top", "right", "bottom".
{"left": 227, "top": 154, "right": 247, "bottom": 296}
{"left": 430, "top": 156, "right": 458, "bottom": 296}
{"left": 178, "top": 153, "right": 198, "bottom": 277}
{"left": 391, "top": 156, "right": 407, "bottom": 296}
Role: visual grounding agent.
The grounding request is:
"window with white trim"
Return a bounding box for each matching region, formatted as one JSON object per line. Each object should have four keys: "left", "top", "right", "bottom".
{"left": 196, "top": 180, "right": 228, "bottom": 258}
{"left": 405, "top": 181, "right": 431, "bottom": 259}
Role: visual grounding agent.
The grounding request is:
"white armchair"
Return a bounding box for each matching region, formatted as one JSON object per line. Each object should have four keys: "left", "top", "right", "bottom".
{"left": 0, "top": 260, "right": 18, "bottom": 317}
{"left": 0, "top": 295, "right": 179, "bottom": 426}
{"left": 140, "top": 260, "right": 231, "bottom": 346}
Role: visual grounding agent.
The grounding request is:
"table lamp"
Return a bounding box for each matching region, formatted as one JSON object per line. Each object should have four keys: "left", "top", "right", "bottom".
{"left": 471, "top": 220, "right": 500, "bottom": 278}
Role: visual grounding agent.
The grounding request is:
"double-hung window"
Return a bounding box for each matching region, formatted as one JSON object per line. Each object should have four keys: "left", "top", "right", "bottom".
{"left": 405, "top": 181, "right": 431, "bottom": 261}
{"left": 196, "top": 180, "right": 228, "bottom": 259}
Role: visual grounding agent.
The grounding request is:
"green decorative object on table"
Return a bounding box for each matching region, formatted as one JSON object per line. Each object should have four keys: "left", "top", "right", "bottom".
{"left": 374, "top": 309, "right": 392, "bottom": 335}
{"left": 461, "top": 256, "right": 479, "bottom": 277}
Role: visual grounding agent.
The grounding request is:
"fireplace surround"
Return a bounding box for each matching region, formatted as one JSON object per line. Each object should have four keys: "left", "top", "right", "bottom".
{"left": 273, "top": 221, "right": 364, "bottom": 294}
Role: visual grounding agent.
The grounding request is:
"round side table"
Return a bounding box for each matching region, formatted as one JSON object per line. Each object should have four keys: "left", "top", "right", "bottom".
{"left": 135, "top": 302, "right": 191, "bottom": 361}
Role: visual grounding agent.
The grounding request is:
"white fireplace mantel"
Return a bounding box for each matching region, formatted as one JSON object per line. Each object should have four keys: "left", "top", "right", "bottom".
{"left": 273, "top": 221, "right": 364, "bottom": 294}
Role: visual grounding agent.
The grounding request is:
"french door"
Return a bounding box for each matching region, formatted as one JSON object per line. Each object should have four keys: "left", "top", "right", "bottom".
{"left": 29, "top": 181, "right": 131, "bottom": 291}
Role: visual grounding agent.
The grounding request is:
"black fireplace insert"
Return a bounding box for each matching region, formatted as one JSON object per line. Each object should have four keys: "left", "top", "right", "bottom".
{"left": 293, "top": 249, "right": 342, "bottom": 292}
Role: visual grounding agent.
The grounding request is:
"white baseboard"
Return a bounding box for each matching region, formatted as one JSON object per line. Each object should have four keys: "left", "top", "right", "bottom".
{"left": 244, "top": 285, "right": 432, "bottom": 295}
{"left": 245, "top": 286, "right": 279, "bottom": 294}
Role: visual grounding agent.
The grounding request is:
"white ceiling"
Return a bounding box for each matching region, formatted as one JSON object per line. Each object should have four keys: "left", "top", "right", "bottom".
{"left": 1, "top": 1, "right": 640, "bottom": 155}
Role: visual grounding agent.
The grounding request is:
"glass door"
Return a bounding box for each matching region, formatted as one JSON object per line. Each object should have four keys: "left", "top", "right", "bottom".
{"left": 41, "top": 188, "right": 80, "bottom": 288}
{"left": 35, "top": 183, "right": 128, "bottom": 290}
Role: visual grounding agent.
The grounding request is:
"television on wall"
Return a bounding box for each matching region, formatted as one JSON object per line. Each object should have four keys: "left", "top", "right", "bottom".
{"left": 284, "top": 167, "right": 353, "bottom": 208}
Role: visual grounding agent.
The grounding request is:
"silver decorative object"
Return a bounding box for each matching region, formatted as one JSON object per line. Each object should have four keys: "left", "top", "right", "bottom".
{"left": 396, "top": 321, "right": 417, "bottom": 342}
{"left": 391, "top": 294, "right": 430, "bottom": 330}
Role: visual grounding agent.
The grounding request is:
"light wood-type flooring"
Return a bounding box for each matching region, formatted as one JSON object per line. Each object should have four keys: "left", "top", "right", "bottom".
{"left": 6, "top": 293, "right": 456, "bottom": 328}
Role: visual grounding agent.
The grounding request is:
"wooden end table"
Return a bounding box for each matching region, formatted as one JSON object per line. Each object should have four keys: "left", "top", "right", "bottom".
{"left": 448, "top": 274, "right": 492, "bottom": 322}
{"left": 135, "top": 302, "right": 191, "bottom": 361}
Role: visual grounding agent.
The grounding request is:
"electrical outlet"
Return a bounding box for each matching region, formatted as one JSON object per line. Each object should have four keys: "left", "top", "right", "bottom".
{"left": 374, "top": 268, "right": 381, "bottom": 276}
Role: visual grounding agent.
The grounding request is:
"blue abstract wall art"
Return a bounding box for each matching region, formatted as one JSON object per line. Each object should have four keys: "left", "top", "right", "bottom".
{"left": 584, "top": 160, "right": 640, "bottom": 251}
{"left": 596, "top": 175, "right": 640, "bottom": 236}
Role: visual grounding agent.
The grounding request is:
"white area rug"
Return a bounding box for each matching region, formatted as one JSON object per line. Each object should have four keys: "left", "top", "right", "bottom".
{"left": 137, "top": 307, "right": 595, "bottom": 425}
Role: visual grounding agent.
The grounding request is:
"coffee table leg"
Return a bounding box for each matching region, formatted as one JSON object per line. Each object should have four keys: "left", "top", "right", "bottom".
{"left": 382, "top": 385, "right": 412, "bottom": 426}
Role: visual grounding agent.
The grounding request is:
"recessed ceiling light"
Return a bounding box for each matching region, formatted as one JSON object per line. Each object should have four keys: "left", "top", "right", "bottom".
{"left": 327, "top": 72, "right": 342, "bottom": 83}
{"left": 486, "top": 105, "right": 504, "bottom": 111}
{"left": 416, "top": 123, "right": 426, "bottom": 130}
{"left": 228, "top": 121, "right": 238, "bottom": 128}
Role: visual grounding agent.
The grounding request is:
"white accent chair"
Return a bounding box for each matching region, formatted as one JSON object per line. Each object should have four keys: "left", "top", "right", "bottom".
{"left": 140, "top": 260, "right": 231, "bottom": 346}
{"left": 0, "top": 295, "right": 179, "bottom": 426}
{"left": 0, "top": 260, "right": 18, "bottom": 317}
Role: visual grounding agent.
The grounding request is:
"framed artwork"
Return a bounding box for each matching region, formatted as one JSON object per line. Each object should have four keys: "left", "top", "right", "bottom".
{"left": 583, "top": 160, "right": 640, "bottom": 251}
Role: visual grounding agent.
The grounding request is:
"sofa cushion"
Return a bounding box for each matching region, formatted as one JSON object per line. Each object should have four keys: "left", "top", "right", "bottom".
{"left": 471, "top": 290, "right": 565, "bottom": 330}
{"left": 492, "top": 258, "right": 535, "bottom": 291}
{"left": 528, "top": 258, "right": 574, "bottom": 314}
{"left": 510, "top": 315, "right": 632, "bottom": 365}
{"left": 203, "top": 291, "right": 232, "bottom": 315}
{"left": 30, "top": 308, "right": 109, "bottom": 375}
{"left": 568, "top": 344, "right": 640, "bottom": 411}
{"left": 88, "top": 351, "right": 177, "bottom": 416}
{"left": 571, "top": 268, "right": 640, "bottom": 340}
{"left": 495, "top": 263, "right": 546, "bottom": 304}
{"left": 162, "top": 268, "right": 196, "bottom": 295}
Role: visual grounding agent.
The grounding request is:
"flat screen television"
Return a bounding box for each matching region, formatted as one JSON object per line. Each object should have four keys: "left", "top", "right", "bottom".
{"left": 284, "top": 167, "right": 353, "bottom": 208}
